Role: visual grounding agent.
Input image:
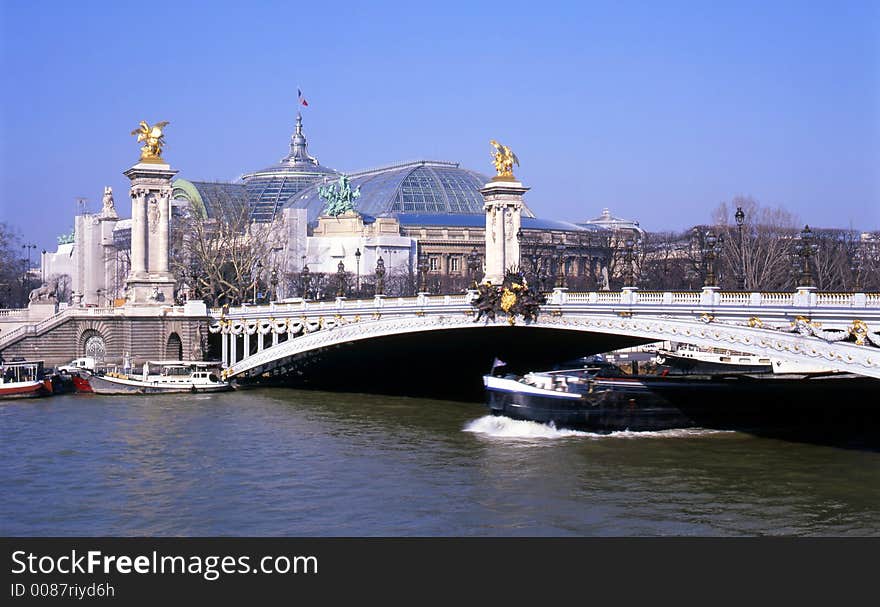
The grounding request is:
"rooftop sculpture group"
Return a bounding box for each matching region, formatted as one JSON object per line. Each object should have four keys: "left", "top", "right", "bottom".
{"left": 319, "top": 174, "right": 361, "bottom": 217}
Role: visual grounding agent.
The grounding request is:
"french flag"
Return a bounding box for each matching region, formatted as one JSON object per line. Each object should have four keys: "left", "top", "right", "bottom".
{"left": 298, "top": 88, "right": 309, "bottom": 107}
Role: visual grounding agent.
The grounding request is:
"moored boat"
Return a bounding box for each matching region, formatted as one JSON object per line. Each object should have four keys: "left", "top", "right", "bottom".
{"left": 82, "top": 360, "right": 232, "bottom": 395}
{"left": 0, "top": 360, "right": 53, "bottom": 400}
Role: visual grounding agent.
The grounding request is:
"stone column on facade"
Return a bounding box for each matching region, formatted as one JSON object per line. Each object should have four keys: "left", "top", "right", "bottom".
{"left": 480, "top": 180, "right": 528, "bottom": 285}
{"left": 124, "top": 161, "right": 178, "bottom": 305}
{"left": 130, "top": 189, "right": 146, "bottom": 276}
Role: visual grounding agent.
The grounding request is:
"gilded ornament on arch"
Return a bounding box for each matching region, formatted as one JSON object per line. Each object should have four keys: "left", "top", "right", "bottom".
{"left": 850, "top": 319, "right": 868, "bottom": 346}
{"left": 130, "top": 120, "right": 169, "bottom": 163}
{"left": 747, "top": 316, "right": 763, "bottom": 328}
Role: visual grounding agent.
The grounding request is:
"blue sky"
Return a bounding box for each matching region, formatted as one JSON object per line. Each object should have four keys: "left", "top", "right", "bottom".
{"left": 1, "top": 0, "right": 877, "bottom": 253}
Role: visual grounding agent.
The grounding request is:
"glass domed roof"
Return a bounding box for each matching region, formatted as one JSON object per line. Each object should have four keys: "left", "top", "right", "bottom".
{"left": 285, "top": 160, "right": 529, "bottom": 226}
{"left": 241, "top": 113, "right": 338, "bottom": 222}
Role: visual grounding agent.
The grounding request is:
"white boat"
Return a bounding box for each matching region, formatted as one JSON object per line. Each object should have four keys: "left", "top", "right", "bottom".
{"left": 0, "top": 360, "right": 52, "bottom": 399}
{"left": 654, "top": 343, "right": 839, "bottom": 375}
{"left": 82, "top": 360, "right": 233, "bottom": 395}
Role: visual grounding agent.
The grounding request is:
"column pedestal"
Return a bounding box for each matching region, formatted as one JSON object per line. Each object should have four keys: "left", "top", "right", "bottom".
{"left": 124, "top": 161, "right": 178, "bottom": 306}
{"left": 480, "top": 179, "right": 529, "bottom": 285}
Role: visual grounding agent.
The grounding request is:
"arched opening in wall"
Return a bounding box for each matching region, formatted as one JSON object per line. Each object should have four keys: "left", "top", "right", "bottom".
{"left": 166, "top": 332, "right": 183, "bottom": 360}
{"left": 81, "top": 330, "right": 106, "bottom": 364}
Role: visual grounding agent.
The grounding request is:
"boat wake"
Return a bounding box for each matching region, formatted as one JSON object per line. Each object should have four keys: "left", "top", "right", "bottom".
{"left": 463, "top": 415, "right": 733, "bottom": 440}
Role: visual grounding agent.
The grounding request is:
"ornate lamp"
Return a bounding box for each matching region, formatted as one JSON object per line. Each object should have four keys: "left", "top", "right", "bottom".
{"left": 300, "top": 263, "right": 310, "bottom": 299}
{"left": 623, "top": 236, "right": 636, "bottom": 288}
{"left": 336, "top": 260, "right": 346, "bottom": 297}
{"left": 555, "top": 243, "right": 567, "bottom": 289}
{"left": 375, "top": 256, "right": 386, "bottom": 295}
{"left": 467, "top": 247, "right": 481, "bottom": 286}
{"left": 794, "top": 225, "right": 819, "bottom": 288}
{"left": 354, "top": 248, "right": 361, "bottom": 295}
{"left": 735, "top": 207, "right": 746, "bottom": 290}
{"left": 270, "top": 268, "right": 278, "bottom": 302}
{"left": 420, "top": 255, "right": 430, "bottom": 292}
{"left": 703, "top": 230, "right": 722, "bottom": 287}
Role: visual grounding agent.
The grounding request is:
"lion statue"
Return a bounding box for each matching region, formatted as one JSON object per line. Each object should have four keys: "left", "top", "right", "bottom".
{"left": 28, "top": 278, "right": 59, "bottom": 303}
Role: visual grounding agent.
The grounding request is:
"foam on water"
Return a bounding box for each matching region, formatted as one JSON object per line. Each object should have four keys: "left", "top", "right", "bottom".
{"left": 463, "top": 415, "right": 732, "bottom": 440}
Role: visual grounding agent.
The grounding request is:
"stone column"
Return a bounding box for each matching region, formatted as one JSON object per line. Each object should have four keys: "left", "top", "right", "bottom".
{"left": 130, "top": 189, "right": 146, "bottom": 276}
{"left": 124, "top": 161, "right": 178, "bottom": 305}
{"left": 221, "top": 331, "right": 229, "bottom": 367}
{"left": 480, "top": 180, "right": 529, "bottom": 285}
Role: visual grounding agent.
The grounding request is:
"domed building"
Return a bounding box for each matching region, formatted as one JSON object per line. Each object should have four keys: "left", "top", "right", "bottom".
{"left": 169, "top": 113, "right": 616, "bottom": 298}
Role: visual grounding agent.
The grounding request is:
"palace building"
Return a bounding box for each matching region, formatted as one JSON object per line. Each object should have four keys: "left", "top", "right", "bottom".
{"left": 45, "top": 112, "right": 642, "bottom": 305}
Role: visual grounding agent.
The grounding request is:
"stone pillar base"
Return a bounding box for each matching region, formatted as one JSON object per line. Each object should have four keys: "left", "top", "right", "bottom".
{"left": 125, "top": 276, "right": 175, "bottom": 306}
{"left": 27, "top": 300, "right": 59, "bottom": 320}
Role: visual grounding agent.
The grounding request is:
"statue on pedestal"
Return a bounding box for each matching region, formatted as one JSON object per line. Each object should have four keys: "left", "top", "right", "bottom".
{"left": 319, "top": 175, "right": 360, "bottom": 217}
{"left": 131, "top": 120, "right": 169, "bottom": 163}
{"left": 489, "top": 140, "right": 519, "bottom": 179}
{"left": 28, "top": 278, "right": 59, "bottom": 303}
{"left": 100, "top": 186, "right": 118, "bottom": 218}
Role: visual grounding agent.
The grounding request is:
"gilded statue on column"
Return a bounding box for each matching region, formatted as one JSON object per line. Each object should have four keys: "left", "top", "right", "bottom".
{"left": 131, "top": 120, "right": 170, "bottom": 163}
{"left": 489, "top": 139, "right": 519, "bottom": 180}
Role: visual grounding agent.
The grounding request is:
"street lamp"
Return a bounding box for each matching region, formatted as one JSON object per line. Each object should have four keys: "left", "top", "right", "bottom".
{"left": 336, "top": 260, "right": 346, "bottom": 297}
{"left": 417, "top": 253, "right": 429, "bottom": 293}
{"left": 623, "top": 236, "right": 636, "bottom": 288}
{"left": 467, "top": 246, "right": 481, "bottom": 287}
{"left": 735, "top": 206, "right": 746, "bottom": 290}
{"left": 555, "top": 243, "right": 567, "bottom": 289}
{"left": 252, "top": 260, "right": 263, "bottom": 304}
{"left": 270, "top": 268, "right": 278, "bottom": 302}
{"left": 794, "top": 225, "right": 819, "bottom": 288}
{"left": 703, "top": 230, "right": 722, "bottom": 287}
{"left": 354, "top": 248, "right": 361, "bottom": 295}
{"left": 375, "top": 256, "right": 386, "bottom": 295}
{"left": 850, "top": 246, "right": 864, "bottom": 292}
{"left": 301, "top": 263, "right": 310, "bottom": 299}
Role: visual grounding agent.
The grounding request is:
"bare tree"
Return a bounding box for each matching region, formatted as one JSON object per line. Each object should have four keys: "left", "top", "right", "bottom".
{"left": 172, "top": 204, "right": 287, "bottom": 306}
{"left": 713, "top": 196, "right": 799, "bottom": 291}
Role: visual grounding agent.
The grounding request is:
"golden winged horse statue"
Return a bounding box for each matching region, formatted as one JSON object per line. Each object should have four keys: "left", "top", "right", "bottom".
{"left": 489, "top": 139, "right": 519, "bottom": 179}
{"left": 131, "top": 120, "right": 170, "bottom": 162}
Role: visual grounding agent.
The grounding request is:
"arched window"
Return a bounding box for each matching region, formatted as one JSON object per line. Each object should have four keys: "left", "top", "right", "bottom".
{"left": 166, "top": 333, "right": 183, "bottom": 360}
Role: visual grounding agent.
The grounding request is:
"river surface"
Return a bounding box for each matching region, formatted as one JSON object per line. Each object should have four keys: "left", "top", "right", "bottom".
{"left": 2, "top": 390, "right": 879, "bottom": 536}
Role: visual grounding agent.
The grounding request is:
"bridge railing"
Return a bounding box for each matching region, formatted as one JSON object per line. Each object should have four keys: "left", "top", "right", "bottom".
{"left": 211, "top": 289, "right": 880, "bottom": 321}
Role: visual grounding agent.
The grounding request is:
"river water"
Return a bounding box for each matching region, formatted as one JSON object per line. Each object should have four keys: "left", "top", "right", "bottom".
{"left": 2, "top": 390, "right": 879, "bottom": 536}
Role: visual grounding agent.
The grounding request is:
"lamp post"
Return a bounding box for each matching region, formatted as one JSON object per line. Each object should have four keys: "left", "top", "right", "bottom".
{"left": 623, "top": 236, "right": 635, "bottom": 288}
{"left": 270, "top": 268, "right": 278, "bottom": 303}
{"left": 301, "top": 263, "right": 310, "bottom": 299}
{"left": 354, "top": 248, "right": 361, "bottom": 295}
{"left": 417, "top": 253, "right": 429, "bottom": 293}
{"left": 336, "top": 260, "right": 346, "bottom": 297}
{"left": 375, "top": 256, "right": 386, "bottom": 295}
{"left": 850, "top": 245, "right": 864, "bottom": 292}
{"left": 701, "top": 230, "right": 723, "bottom": 288}
{"left": 21, "top": 243, "right": 36, "bottom": 296}
{"left": 252, "top": 260, "right": 263, "bottom": 304}
{"left": 735, "top": 207, "right": 745, "bottom": 290}
{"left": 794, "top": 225, "right": 819, "bottom": 288}
{"left": 555, "top": 243, "right": 567, "bottom": 289}
{"left": 467, "top": 246, "right": 481, "bottom": 287}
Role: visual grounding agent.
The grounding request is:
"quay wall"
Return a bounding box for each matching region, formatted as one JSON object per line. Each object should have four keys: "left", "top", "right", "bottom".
{"left": 0, "top": 314, "right": 210, "bottom": 367}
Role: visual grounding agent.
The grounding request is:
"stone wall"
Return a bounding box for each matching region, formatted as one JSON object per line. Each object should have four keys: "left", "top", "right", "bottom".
{"left": 0, "top": 314, "right": 210, "bottom": 367}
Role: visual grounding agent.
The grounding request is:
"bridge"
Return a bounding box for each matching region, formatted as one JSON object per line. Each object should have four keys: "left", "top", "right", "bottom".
{"left": 211, "top": 288, "right": 880, "bottom": 395}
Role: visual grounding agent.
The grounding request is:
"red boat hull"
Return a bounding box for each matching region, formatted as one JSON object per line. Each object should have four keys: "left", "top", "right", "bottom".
{"left": 0, "top": 381, "right": 50, "bottom": 399}
{"left": 71, "top": 374, "right": 94, "bottom": 393}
